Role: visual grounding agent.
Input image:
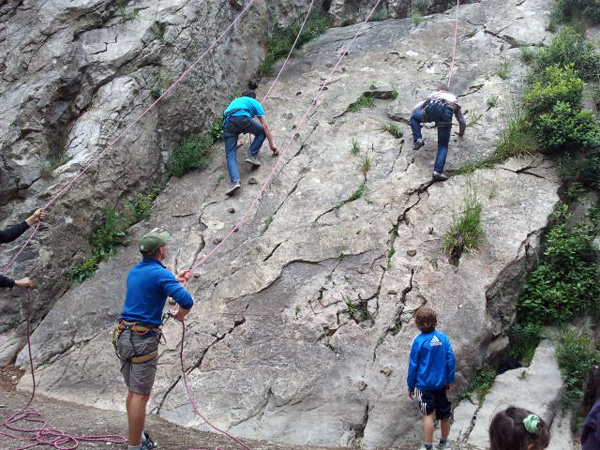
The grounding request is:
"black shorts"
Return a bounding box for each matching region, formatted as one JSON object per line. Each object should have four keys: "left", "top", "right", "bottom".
{"left": 414, "top": 387, "right": 451, "bottom": 420}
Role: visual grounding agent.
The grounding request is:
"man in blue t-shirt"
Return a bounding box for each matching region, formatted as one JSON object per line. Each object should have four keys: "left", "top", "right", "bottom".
{"left": 407, "top": 307, "right": 456, "bottom": 450}
{"left": 222, "top": 90, "right": 279, "bottom": 195}
{"left": 116, "top": 229, "right": 194, "bottom": 450}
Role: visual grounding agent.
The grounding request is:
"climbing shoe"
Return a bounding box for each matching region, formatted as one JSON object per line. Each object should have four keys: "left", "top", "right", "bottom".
{"left": 432, "top": 171, "right": 448, "bottom": 181}
{"left": 226, "top": 182, "right": 241, "bottom": 196}
{"left": 413, "top": 139, "right": 425, "bottom": 150}
{"left": 245, "top": 154, "right": 261, "bottom": 166}
{"left": 141, "top": 432, "right": 158, "bottom": 450}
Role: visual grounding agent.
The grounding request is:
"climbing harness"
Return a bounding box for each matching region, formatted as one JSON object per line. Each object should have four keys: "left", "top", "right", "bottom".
{"left": 112, "top": 320, "right": 162, "bottom": 363}
{"left": 423, "top": 98, "right": 455, "bottom": 127}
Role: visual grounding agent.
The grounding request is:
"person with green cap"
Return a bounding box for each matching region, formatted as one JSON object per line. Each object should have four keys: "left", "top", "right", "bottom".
{"left": 115, "top": 228, "right": 194, "bottom": 450}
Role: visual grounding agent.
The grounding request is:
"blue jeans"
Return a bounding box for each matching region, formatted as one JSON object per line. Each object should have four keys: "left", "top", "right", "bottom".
{"left": 223, "top": 116, "right": 266, "bottom": 183}
{"left": 410, "top": 103, "right": 453, "bottom": 173}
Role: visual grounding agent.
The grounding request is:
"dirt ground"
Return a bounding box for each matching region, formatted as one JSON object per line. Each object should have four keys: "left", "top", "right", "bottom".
{"left": 0, "top": 368, "right": 479, "bottom": 450}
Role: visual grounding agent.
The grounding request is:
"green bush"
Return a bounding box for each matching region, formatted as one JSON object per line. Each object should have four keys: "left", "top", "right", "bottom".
{"left": 509, "top": 322, "right": 543, "bottom": 365}
{"left": 89, "top": 208, "right": 128, "bottom": 259}
{"left": 524, "top": 64, "right": 584, "bottom": 115}
{"left": 472, "top": 368, "right": 496, "bottom": 401}
{"left": 348, "top": 94, "right": 376, "bottom": 112}
{"left": 125, "top": 191, "right": 158, "bottom": 225}
{"left": 560, "top": 152, "right": 600, "bottom": 189}
{"left": 518, "top": 222, "right": 600, "bottom": 324}
{"left": 167, "top": 133, "right": 213, "bottom": 177}
{"left": 556, "top": 329, "right": 600, "bottom": 405}
{"left": 531, "top": 27, "right": 600, "bottom": 81}
{"left": 69, "top": 208, "right": 128, "bottom": 284}
{"left": 381, "top": 122, "right": 403, "bottom": 138}
{"left": 69, "top": 187, "right": 162, "bottom": 284}
{"left": 550, "top": 0, "right": 600, "bottom": 28}
{"left": 496, "top": 108, "right": 540, "bottom": 159}
{"left": 443, "top": 182, "right": 484, "bottom": 257}
{"left": 209, "top": 117, "right": 224, "bottom": 142}
{"left": 259, "top": 12, "right": 330, "bottom": 76}
{"left": 534, "top": 101, "right": 600, "bottom": 151}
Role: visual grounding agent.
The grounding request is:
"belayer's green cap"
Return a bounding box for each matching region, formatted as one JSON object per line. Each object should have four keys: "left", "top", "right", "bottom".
{"left": 139, "top": 228, "right": 170, "bottom": 254}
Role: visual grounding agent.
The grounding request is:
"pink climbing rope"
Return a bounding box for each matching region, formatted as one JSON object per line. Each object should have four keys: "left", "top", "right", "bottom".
{"left": 0, "top": 289, "right": 128, "bottom": 449}
{"left": 43, "top": 0, "right": 257, "bottom": 211}
{"left": 178, "top": 321, "right": 252, "bottom": 450}
{"left": 1, "top": 0, "right": 258, "bottom": 276}
{"left": 446, "top": 0, "right": 461, "bottom": 88}
{"left": 179, "top": 3, "right": 386, "bottom": 449}
{"left": 1, "top": 222, "right": 40, "bottom": 275}
{"left": 190, "top": 0, "right": 385, "bottom": 272}
{"left": 261, "top": 0, "right": 315, "bottom": 104}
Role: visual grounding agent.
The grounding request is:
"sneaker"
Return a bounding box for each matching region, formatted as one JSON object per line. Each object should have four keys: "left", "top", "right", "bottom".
{"left": 419, "top": 446, "right": 433, "bottom": 450}
{"left": 141, "top": 432, "right": 158, "bottom": 449}
{"left": 432, "top": 171, "right": 448, "bottom": 181}
{"left": 435, "top": 442, "right": 451, "bottom": 450}
{"left": 225, "top": 182, "right": 241, "bottom": 196}
{"left": 413, "top": 138, "right": 425, "bottom": 150}
{"left": 245, "top": 154, "right": 261, "bottom": 166}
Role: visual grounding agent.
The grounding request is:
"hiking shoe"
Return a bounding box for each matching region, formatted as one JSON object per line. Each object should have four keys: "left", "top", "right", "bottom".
{"left": 413, "top": 138, "right": 425, "bottom": 150}
{"left": 435, "top": 442, "right": 451, "bottom": 450}
{"left": 245, "top": 154, "right": 261, "bottom": 166}
{"left": 432, "top": 171, "right": 448, "bottom": 181}
{"left": 141, "top": 432, "right": 158, "bottom": 450}
{"left": 225, "top": 182, "right": 241, "bottom": 196}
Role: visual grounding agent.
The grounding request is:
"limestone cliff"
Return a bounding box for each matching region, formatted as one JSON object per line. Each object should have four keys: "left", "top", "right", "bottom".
{"left": 1, "top": 0, "right": 563, "bottom": 448}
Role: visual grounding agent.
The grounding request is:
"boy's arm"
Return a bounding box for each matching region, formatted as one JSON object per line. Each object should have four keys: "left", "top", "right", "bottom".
{"left": 407, "top": 338, "right": 420, "bottom": 395}
{"left": 446, "top": 340, "right": 456, "bottom": 384}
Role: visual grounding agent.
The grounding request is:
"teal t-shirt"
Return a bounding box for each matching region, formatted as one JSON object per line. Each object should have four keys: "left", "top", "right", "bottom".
{"left": 224, "top": 96, "right": 265, "bottom": 118}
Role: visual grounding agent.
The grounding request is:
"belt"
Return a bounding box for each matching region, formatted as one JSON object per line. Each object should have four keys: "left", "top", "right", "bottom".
{"left": 113, "top": 321, "right": 161, "bottom": 363}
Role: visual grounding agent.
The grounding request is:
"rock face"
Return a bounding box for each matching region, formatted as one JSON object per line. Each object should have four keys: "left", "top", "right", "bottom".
{"left": 5, "top": 0, "right": 564, "bottom": 448}
{"left": 0, "top": 0, "right": 314, "bottom": 355}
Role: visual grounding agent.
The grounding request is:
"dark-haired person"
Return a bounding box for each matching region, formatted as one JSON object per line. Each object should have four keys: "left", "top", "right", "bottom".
{"left": 222, "top": 90, "right": 279, "bottom": 195}
{"left": 0, "top": 209, "right": 45, "bottom": 289}
{"left": 115, "top": 229, "right": 194, "bottom": 450}
{"left": 410, "top": 85, "right": 466, "bottom": 181}
{"left": 407, "top": 307, "right": 455, "bottom": 450}
{"left": 581, "top": 366, "right": 600, "bottom": 450}
{"left": 489, "top": 407, "right": 550, "bottom": 450}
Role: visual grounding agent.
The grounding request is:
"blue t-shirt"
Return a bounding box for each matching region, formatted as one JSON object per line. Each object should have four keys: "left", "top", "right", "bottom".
{"left": 407, "top": 329, "right": 455, "bottom": 392}
{"left": 120, "top": 258, "right": 194, "bottom": 326}
{"left": 224, "top": 96, "right": 265, "bottom": 119}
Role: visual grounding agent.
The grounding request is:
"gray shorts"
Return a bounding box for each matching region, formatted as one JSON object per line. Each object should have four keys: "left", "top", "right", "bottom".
{"left": 118, "top": 329, "right": 159, "bottom": 395}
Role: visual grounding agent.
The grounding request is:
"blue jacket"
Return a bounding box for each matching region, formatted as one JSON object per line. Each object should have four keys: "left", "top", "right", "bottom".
{"left": 407, "top": 330, "right": 455, "bottom": 392}
{"left": 120, "top": 258, "right": 194, "bottom": 326}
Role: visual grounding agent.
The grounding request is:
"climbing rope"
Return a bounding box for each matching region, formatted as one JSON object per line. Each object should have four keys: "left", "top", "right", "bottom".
{"left": 2, "top": 2, "right": 263, "bottom": 448}
{"left": 178, "top": 321, "right": 252, "bottom": 450}
{"left": 261, "top": 0, "right": 315, "bottom": 104}
{"left": 0, "top": 289, "right": 128, "bottom": 449}
{"left": 446, "top": 0, "right": 461, "bottom": 88}
{"left": 176, "top": 3, "right": 386, "bottom": 449}
{"left": 189, "top": 0, "right": 385, "bottom": 272}
{"left": 0, "top": 0, "right": 259, "bottom": 277}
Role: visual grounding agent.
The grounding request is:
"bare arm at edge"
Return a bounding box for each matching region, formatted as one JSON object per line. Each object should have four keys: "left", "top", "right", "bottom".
{"left": 258, "top": 116, "right": 280, "bottom": 155}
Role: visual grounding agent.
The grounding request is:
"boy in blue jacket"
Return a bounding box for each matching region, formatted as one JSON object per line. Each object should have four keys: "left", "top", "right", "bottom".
{"left": 407, "top": 307, "right": 456, "bottom": 450}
